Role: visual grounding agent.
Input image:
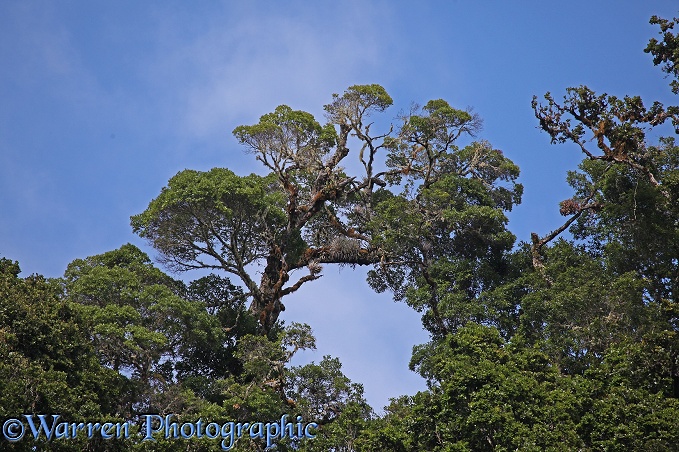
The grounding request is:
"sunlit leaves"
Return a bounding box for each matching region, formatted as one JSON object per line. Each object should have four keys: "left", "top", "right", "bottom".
{"left": 131, "top": 169, "right": 286, "bottom": 274}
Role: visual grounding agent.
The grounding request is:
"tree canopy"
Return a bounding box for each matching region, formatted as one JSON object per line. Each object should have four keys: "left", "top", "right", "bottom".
{"left": 132, "top": 85, "right": 522, "bottom": 336}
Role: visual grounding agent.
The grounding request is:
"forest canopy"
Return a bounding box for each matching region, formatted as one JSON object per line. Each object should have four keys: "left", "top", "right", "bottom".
{"left": 2, "top": 13, "right": 679, "bottom": 452}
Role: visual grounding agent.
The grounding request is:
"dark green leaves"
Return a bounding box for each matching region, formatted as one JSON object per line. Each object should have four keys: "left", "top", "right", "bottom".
{"left": 234, "top": 105, "right": 337, "bottom": 172}
{"left": 646, "top": 15, "right": 679, "bottom": 94}
{"left": 324, "top": 83, "right": 393, "bottom": 124}
{"left": 131, "top": 169, "right": 285, "bottom": 275}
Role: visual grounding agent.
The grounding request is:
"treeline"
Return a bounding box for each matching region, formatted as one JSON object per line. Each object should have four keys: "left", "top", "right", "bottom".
{"left": 0, "top": 245, "right": 368, "bottom": 451}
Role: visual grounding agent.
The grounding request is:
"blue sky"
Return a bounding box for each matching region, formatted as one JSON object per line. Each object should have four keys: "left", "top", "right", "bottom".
{"left": 1, "top": 1, "right": 677, "bottom": 411}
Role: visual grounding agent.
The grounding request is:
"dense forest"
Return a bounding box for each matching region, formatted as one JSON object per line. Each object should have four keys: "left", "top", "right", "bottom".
{"left": 2, "top": 14, "right": 679, "bottom": 451}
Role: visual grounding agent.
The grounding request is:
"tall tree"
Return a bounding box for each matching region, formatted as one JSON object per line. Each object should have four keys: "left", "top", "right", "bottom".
{"left": 530, "top": 14, "right": 679, "bottom": 398}
{"left": 132, "top": 86, "right": 522, "bottom": 334}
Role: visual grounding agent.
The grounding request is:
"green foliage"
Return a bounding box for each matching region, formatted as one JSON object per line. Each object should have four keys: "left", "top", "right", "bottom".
{"left": 280, "top": 356, "right": 371, "bottom": 452}
{"left": 367, "top": 101, "right": 522, "bottom": 337}
{"left": 64, "top": 245, "right": 213, "bottom": 411}
{"left": 646, "top": 15, "right": 679, "bottom": 95}
{"left": 0, "top": 258, "right": 128, "bottom": 451}
{"left": 324, "top": 84, "right": 393, "bottom": 124}
{"left": 131, "top": 169, "right": 286, "bottom": 276}
{"left": 133, "top": 83, "right": 522, "bottom": 336}
{"left": 233, "top": 104, "right": 337, "bottom": 169}
{"left": 354, "top": 14, "right": 679, "bottom": 451}
{"left": 1, "top": 244, "right": 373, "bottom": 450}
{"left": 364, "top": 324, "right": 584, "bottom": 451}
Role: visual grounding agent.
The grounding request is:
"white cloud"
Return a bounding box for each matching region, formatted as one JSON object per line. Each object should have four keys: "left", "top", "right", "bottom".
{"left": 145, "top": 2, "right": 393, "bottom": 141}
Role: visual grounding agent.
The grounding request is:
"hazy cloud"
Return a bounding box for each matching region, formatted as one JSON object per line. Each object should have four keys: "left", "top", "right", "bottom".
{"left": 144, "top": 2, "right": 392, "bottom": 142}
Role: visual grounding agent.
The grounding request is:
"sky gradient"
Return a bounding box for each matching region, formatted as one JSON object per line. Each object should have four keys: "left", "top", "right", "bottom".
{"left": 2, "top": 1, "right": 678, "bottom": 411}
